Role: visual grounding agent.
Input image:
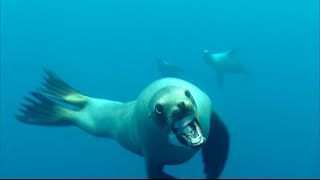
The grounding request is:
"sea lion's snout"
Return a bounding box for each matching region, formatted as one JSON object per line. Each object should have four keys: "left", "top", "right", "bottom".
{"left": 169, "top": 97, "right": 206, "bottom": 148}
{"left": 150, "top": 87, "right": 206, "bottom": 148}
{"left": 177, "top": 100, "right": 191, "bottom": 111}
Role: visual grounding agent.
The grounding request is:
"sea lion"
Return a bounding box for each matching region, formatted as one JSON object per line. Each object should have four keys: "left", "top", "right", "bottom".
{"left": 155, "top": 57, "right": 184, "bottom": 78}
{"left": 14, "top": 68, "right": 230, "bottom": 179}
{"left": 202, "top": 49, "right": 250, "bottom": 88}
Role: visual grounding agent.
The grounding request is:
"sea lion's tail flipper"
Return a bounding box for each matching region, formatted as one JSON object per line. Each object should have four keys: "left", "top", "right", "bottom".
{"left": 14, "top": 68, "right": 89, "bottom": 126}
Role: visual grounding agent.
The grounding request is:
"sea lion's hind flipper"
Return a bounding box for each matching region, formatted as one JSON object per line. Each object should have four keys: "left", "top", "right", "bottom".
{"left": 201, "top": 111, "right": 230, "bottom": 179}
{"left": 14, "top": 91, "right": 75, "bottom": 126}
{"left": 14, "top": 68, "right": 89, "bottom": 126}
{"left": 41, "top": 68, "right": 88, "bottom": 109}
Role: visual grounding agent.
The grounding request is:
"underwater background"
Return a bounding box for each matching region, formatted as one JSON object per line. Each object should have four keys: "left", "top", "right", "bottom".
{"left": 1, "top": 0, "right": 319, "bottom": 178}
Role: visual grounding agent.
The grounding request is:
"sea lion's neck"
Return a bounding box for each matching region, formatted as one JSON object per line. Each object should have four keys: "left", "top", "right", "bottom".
{"left": 111, "top": 100, "right": 143, "bottom": 156}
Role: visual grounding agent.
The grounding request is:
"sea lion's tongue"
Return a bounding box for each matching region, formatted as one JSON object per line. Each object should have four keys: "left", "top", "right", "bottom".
{"left": 173, "top": 114, "right": 194, "bottom": 129}
{"left": 183, "top": 125, "right": 197, "bottom": 138}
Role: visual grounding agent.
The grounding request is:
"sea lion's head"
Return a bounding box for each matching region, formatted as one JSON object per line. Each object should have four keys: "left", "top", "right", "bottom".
{"left": 149, "top": 86, "right": 206, "bottom": 148}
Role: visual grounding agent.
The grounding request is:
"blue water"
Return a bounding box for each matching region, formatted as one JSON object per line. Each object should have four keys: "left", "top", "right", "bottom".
{"left": 1, "top": 0, "right": 319, "bottom": 178}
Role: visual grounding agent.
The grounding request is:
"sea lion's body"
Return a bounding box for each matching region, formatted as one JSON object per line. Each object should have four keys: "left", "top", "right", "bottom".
{"left": 15, "top": 69, "right": 230, "bottom": 179}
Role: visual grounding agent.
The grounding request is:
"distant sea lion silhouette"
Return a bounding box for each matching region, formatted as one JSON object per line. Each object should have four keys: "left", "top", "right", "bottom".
{"left": 156, "top": 57, "right": 184, "bottom": 78}
{"left": 202, "top": 49, "right": 251, "bottom": 88}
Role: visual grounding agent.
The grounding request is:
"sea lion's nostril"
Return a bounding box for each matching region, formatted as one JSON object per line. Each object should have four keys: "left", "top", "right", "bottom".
{"left": 177, "top": 101, "right": 186, "bottom": 110}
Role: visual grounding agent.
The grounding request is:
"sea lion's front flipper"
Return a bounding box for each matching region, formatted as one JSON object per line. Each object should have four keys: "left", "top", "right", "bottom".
{"left": 146, "top": 161, "right": 176, "bottom": 179}
{"left": 201, "top": 111, "right": 230, "bottom": 179}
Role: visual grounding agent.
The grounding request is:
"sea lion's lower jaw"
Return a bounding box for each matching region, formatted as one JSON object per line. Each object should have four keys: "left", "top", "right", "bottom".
{"left": 171, "top": 114, "right": 206, "bottom": 148}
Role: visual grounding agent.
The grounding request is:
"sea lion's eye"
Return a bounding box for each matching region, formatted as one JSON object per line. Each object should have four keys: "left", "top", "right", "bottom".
{"left": 184, "top": 90, "right": 192, "bottom": 99}
{"left": 155, "top": 103, "right": 164, "bottom": 115}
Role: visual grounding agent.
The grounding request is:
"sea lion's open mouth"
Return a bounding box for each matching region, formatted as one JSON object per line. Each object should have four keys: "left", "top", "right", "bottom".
{"left": 171, "top": 114, "right": 206, "bottom": 148}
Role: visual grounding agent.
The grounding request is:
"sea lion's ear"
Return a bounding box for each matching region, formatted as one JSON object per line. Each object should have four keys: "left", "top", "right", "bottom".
{"left": 201, "top": 111, "right": 230, "bottom": 179}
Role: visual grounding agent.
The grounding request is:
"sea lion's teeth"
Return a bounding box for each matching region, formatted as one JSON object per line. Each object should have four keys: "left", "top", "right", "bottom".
{"left": 194, "top": 122, "right": 202, "bottom": 135}
{"left": 191, "top": 136, "right": 202, "bottom": 144}
{"left": 182, "top": 134, "right": 187, "bottom": 139}
{"left": 174, "top": 115, "right": 194, "bottom": 129}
